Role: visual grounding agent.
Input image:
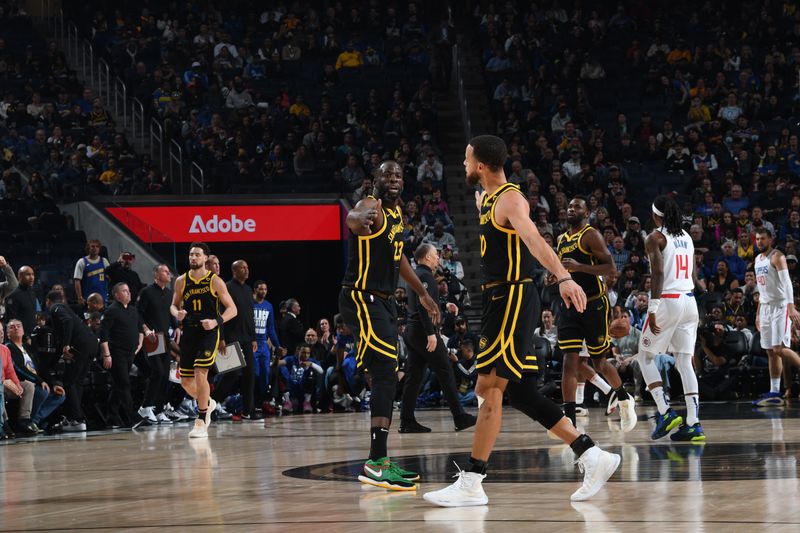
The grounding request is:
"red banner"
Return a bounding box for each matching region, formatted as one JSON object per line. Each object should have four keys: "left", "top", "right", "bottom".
{"left": 106, "top": 205, "right": 341, "bottom": 243}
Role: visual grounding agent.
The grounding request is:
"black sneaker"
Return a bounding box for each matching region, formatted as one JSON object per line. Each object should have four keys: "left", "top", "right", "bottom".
{"left": 454, "top": 413, "right": 477, "bottom": 432}
{"left": 398, "top": 419, "right": 432, "bottom": 433}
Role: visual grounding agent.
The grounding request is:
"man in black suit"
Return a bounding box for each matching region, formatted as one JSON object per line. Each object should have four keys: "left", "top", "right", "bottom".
{"left": 279, "top": 298, "right": 304, "bottom": 355}
{"left": 5, "top": 266, "right": 39, "bottom": 336}
{"left": 46, "top": 290, "right": 99, "bottom": 432}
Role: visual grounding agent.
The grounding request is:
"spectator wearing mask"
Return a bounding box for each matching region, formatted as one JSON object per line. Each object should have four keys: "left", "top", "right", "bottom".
{"left": 100, "top": 283, "right": 144, "bottom": 428}
{"left": 6, "top": 319, "right": 65, "bottom": 433}
{"left": 106, "top": 252, "right": 144, "bottom": 301}
{"left": 5, "top": 265, "right": 40, "bottom": 336}
{"left": 47, "top": 289, "right": 99, "bottom": 432}
{"left": 279, "top": 298, "right": 304, "bottom": 355}
{"left": 136, "top": 264, "right": 177, "bottom": 424}
{"left": 73, "top": 239, "right": 110, "bottom": 306}
{"left": 212, "top": 260, "right": 259, "bottom": 419}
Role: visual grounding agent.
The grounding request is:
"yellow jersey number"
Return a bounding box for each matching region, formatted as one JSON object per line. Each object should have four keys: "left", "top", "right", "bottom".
{"left": 479, "top": 235, "right": 487, "bottom": 257}
{"left": 393, "top": 241, "right": 404, "bottom": 260}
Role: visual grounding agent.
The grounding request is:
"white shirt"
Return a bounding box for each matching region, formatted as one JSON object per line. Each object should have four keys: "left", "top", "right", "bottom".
{"left": 658, "top": 228, "right": 694, "bottom": 294}
{"left": 755, "top": 251, "right": 790, "bottom": 305}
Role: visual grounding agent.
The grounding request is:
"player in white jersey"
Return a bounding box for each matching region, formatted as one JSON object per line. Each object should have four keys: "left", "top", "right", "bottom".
{"left": 638, "top": 195, "right": 705, "bottom": 442}
{"left": 752, "top": 227, "right": 800, "bottom": 406}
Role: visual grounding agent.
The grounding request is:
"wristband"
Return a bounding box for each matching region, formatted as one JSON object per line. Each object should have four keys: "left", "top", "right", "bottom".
{"left": 557, "top": 277, "right": 573, "bottom": 285}
{"left": 216, "top": 317, "right": 224, "bottom": 329}
{"left": 647, "top": 299, "right": 661, "bottom": 315}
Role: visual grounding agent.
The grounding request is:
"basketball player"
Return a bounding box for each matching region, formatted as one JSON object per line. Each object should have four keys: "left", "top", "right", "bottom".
{"left": 170, "top": 242, "right": 238, "bottom": 438}
{"left": 556, "top": 197, "right": 636, "bottom": 431}
{"left": 753, "top": 227, "right": 800, "bottom": 406}
{"left": 338, "top": 160, "right": 441, "bottom": 491}
{"left": 424, "top": 135, "right": 619, "bottom": 507}
{"left": 638, "top": 196, "right": 705, "bottom": 441}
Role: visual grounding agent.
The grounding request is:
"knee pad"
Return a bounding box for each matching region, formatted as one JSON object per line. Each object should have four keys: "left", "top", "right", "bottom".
{"left": 637, "top": 351, "right": 663, "bottom": 385}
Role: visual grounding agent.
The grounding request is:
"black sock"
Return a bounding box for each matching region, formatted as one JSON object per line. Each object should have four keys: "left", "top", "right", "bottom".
{"left": 563, "top": 401, "right": 576, "bottom": 427}
{"left": 198, "top": 408, "right": 207, "bottom": 420}
{"left": 369, "top": 426, "right": 389, "bottom": 461}
{"left": 570, "top": 434, "right": 595, "bottom": 458}
{"left": 469, "top": 456, "right": 487, "bottom": 474}
{"left": 615, "top": 387, "right": 629, "bottom": 401}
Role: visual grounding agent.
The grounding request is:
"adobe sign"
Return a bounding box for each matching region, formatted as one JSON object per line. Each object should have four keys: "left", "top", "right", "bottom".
{"left": 106, "top": 205, "right": 341, "bottom": 243}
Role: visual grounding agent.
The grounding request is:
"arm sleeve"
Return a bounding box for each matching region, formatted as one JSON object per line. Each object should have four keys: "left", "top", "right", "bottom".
{"left": 267, "top": 304, "right": 281, "bottom": 348}
{"left": 310, "top": 362, "right": 323, "bottom": 374}
{"left": 779, "top": 268, "right": 794, "bottom": 303}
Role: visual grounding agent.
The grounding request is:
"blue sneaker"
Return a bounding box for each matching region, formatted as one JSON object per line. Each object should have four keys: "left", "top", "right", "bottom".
{"left": 670, "top": 423, "right": 706, "bottom": 442}
{"left": 753, "top": 392, "right": 785, "bottom": 407}
{"left": 651, "top": 408, "right": 683, "bottom": 440}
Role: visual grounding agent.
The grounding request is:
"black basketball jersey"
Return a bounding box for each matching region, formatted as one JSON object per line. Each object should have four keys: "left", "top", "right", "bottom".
{"left": 182, "top": 271, "right": 220, "bottom": 325}
{"left": 479, "top": 183, "right": 537, "bottom": 285}
{"left": 342, "top": 197, "right": 405, "bottom": 294}
{"left": 556, "top": 224, "right": 605, "bottom": 299}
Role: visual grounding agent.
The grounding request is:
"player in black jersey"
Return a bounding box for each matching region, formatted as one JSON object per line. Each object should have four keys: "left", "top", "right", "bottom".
{"left": 557, "top": 197, "right": 637, "bottom": 432}
{"left": 339, "top": 160, "right": 441, "bottom": 491}
{"left": 170, "top": 242, "right": 237, "bottom": 438}
{"left": 425, "top": 135, "right": 619, "bottom": 507}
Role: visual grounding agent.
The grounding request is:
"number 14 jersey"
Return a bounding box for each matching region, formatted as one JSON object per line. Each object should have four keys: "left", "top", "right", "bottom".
{"left": 657, "top": 228, "right": 694, "bottom": 293}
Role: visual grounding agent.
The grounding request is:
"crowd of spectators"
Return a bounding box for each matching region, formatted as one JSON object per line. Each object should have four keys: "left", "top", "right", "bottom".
{"left": 473, "top": 0, "right": 800, "bottom": 402}
{"left": 66, "top": 0, "right": 453, "bottom": 196}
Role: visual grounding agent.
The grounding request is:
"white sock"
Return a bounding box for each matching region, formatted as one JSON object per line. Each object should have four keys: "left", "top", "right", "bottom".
{"left": 576, "top": 383, "right": 585, "bottom": 405}
{"left": 304, "top": 393, "right": 311, "bottom": 402}
{"left": 686, "top": 394, "right": 699, "bottom": 426}
{"left": 770, "top": 378, "right": 781, "bottom": 393}
{"left": 590, "top": 374, "right": 612, "bottom": 395}
{"left": 650, "top": 386, "right": 669, "bottom": 415}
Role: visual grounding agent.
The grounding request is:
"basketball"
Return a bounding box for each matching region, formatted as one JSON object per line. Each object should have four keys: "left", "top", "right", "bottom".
{"left": 609, "top": 318, "right": 631, "bottom": 339}
{"left": 143, "top": 334, "right": 159, "bottom": 353}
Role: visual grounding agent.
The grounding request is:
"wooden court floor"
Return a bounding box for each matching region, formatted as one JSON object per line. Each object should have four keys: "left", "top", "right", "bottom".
{"left": 1, "top": 402, "right": 799, "bottom": 532}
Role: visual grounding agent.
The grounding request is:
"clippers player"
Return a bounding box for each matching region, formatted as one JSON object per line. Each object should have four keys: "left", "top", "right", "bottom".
{"left": 639, "top": 196, "right": 705, "bottom": 441}
{"left": 424, "top": 135, "right": 619, "bottom": 507}
{"left": 753, "top": 227, "right": 800, "bottom": 406}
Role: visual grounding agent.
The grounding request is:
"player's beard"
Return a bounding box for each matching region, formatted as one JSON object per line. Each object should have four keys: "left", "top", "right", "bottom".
{"left": 566, "top": 214, "right": 584, "bottom": 228}
{"left": 375, "top": 181, "right": 402, "bottom": 203}
{"left": 465, "top": 169, "right": 480, "bottom": 186}
{"left": 189, "top": 260, "right": 203, "bottom": 271}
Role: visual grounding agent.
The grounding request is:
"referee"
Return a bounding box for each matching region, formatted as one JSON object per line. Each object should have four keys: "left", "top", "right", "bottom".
{"left": 399, "top": 243, "right": 476, "bottom": 433}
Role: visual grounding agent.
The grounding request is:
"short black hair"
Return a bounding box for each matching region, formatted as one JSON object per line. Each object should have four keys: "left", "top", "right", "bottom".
{"left": 189, "top": 242, "right": 211, "bottom": 256}
{"left": 253, "top": 279, "right": 267, "bottom": 289}
{"left": 469, "top": 135, "right": 507, "bottom": 171}
{"left": 46, "top": 290, "right": 63, "bottom": 303}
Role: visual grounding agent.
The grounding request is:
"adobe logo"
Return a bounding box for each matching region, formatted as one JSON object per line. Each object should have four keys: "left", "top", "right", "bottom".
{"left": 189, "top": 214, "right": 256, "bottom": 234}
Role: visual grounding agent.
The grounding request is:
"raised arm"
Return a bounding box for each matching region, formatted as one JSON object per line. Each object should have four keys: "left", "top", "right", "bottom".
{"left": 346, "top": 197, "right": 383, "bottom": 237}
{"left": 499, "top": 191, "right": 586, "bottom": 312}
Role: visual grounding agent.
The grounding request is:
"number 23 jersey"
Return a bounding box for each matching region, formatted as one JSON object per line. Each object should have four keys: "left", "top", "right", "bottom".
{"left": 342, "top": 197, "right": 404, "bottom": 295}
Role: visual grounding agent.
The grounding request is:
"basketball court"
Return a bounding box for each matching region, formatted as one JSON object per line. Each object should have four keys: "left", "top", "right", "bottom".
{"left": 1, "top": 402, "right": 798, "bottom": 531}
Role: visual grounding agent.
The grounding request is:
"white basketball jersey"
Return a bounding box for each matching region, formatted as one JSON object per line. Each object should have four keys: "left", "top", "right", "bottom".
{"left": 658, "top": 228, "right": 694, "bottom": 293}
{"left": 755, "top": 251, "right": 788, "bottom": 305}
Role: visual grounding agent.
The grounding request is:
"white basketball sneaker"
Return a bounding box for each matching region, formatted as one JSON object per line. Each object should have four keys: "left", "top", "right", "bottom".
{"left": 423, "top": 465, "right": 488, "bottom": 507}
{"left": 188, "top": 419, "right": 208, "bottom": 439}
{"left": 570, "top": 446, "right": 621, "bottom": 501}
{"left": 618, "top": 398, "right": 637, "bottom": 432}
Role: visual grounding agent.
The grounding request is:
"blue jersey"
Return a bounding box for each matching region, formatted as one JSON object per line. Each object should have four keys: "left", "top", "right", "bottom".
{"left": 254, "top": 299, "right": 281, "bottom": 352}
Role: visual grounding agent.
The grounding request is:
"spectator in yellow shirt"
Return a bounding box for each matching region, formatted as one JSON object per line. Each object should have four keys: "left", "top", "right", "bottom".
{"left": 289, "top": 95, "right": 311, "bottom": 118}
{"left": 99, "top": 158, "right": 120, "bottom": 185}
{"left": 335, "top": 42, "right": 364, "bottom": 70}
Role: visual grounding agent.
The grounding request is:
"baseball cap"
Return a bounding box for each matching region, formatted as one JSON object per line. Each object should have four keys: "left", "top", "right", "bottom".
{"left": 628, "top": 216, "right": 640, "bottom": 224}
{"left": 191, "top": 61, "right": 201, "bottom": 67}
